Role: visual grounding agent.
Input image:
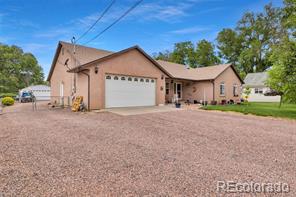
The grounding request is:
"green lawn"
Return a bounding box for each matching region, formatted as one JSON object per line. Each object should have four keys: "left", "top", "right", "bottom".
{"left": 202, "top": 102, "right": 296, "bottom": 119}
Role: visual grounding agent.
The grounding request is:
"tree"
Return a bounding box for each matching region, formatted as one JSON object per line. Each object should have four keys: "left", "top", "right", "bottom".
{"left": 0, "top": 43, "right": 45, "bottom": 94}
{"left": 217, "top": 3, "right": 286, "bottom": 76}
{"left": 282, "top": 0, "right": 296, "bottom": 36}
{"left": 195, "top": 39, "right": 220, "bottom": 67}
{"left": 237, "top": 4, "right": 285, "bottom": 73}
{"left": 267, "top": 0, "right": 296, "bottom": 106}
{"left": 217, "top": 28, "right": 243, "bottom": 67}
{"left": 170, "top": 41, "right": 196, "bottom": 68}
{"left": 153, "top": 50, "right": 172, "bottom": 62}
{"left": 243, "top": 86, "right": 251, "bottom": 103}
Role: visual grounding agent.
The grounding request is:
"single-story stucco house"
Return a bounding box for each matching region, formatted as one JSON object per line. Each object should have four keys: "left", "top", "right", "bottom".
{"left": 47, "top": 41, "right": 243, "bottom": 110}
{"left": 243, "top": 72, "right": 281, "bottom": 102}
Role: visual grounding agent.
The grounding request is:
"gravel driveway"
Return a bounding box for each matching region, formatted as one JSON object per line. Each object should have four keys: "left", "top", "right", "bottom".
{"left": 0, "top": 103, "right": 295, "bottom": 196}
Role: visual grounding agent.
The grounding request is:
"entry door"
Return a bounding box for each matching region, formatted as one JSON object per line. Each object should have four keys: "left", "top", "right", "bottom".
{"left": 174, "top": 83, "right": 182, "bottom": 99}
{"left": 105, "top": 75, "right": 156, "bottom": 108}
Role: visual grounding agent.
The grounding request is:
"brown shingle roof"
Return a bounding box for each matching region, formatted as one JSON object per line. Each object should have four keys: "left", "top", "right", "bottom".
{"left": 156, "top": 60, "right": 233, "bottom": 81}
{"left": 60, "top": 41, "right": 113, "bottom": 65}
{"left": 47, "top": 41, "right": 113, "bottom": 81}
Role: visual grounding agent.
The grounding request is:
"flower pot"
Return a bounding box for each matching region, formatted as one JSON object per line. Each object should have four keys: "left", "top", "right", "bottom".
{"left": 175, "top": 103, "right": 181, "bottom": 108}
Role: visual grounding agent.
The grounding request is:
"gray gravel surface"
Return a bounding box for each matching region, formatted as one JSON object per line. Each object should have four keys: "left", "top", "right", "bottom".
{"left": 0, "top": 103, "right": 295, "bottom": 196}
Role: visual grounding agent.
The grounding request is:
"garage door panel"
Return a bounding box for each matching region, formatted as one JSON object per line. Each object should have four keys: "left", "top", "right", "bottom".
{"left": 105, "top": 75, "right": 156, "bottom": 108}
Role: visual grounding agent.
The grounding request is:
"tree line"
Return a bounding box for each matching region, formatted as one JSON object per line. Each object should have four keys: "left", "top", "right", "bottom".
{"left": 154, "top": 0, "right": 295, "bottom": 103}
{"left": 0, "top": 44, "right": 45, "bottom": 94}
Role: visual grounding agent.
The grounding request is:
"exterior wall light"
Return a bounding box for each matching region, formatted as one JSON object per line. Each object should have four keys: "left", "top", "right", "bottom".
{"left": 95, "top": 66, "right": 99, "bottom": 74}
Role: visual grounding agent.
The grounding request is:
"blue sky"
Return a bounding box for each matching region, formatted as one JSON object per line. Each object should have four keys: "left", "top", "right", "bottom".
{"left": 0, "top": 0, "right": 282, "bottom": 78}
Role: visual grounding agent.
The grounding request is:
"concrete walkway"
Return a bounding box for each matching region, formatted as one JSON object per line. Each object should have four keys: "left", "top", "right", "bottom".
{"left": 101, "top": 105, "right": 183, "bottom": 116}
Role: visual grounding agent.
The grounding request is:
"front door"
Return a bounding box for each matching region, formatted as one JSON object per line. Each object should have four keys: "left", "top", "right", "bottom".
{"left": 174, "top": 83, "right": 182, "bottom": 99}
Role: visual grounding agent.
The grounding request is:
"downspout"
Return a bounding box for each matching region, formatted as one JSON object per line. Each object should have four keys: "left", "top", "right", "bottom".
{"left": 80, "top": 70, "right": 90, "bottom": 111}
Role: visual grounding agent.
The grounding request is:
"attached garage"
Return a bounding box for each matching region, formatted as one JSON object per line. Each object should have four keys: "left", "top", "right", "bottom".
{"left": 105, "top": 75, "right": 156, "bottom": 108}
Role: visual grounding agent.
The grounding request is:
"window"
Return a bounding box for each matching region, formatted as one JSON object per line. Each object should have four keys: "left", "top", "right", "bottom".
{"left": 233, "top": 84, "right": 238, "bottom": 97}
{"left": 146, "top": 79, "right": 149, "bottom": 83}
{"left": 140, "top": 78, "right": 144, "bottom": 82}
{"left": 128, "top": 77, "right": 132, "bottom": 81}
{"left": 106, "top": 75, "right": 111, "bottom": 79}
{"left": 114, "top": 76, "right": 119, "bottom": 80}
{"left": 151, "top": 79, "right": 155, "bottom": 83}
{"left": 255, "top": 88, "right": 263, "bottom": 94}
{"left": 121, "top": 77, "right": 126, "bottom": 81}
{"left": 134, "top": 78, "right": 138, "bottom": 82}
{"left": 220, "top": 82, "right": 225, "bottom": 96}
{"left": 166, "top": 83, "right": 170, "bottom": 95}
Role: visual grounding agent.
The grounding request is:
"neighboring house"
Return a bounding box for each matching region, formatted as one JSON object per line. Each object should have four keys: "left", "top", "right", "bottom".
{"left": 47, "top": 41, "right": 243, "bottom": 110}
{"left": 243, "top": 72, "right": 281, "bottom": 102}
{"left": 19, "top": 85, "right": 51, "bottom": 101}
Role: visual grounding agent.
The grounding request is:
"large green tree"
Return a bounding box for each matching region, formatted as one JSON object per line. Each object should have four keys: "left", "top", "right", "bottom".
{"left": 170, "top": 41, "right": 196, "bottom": 67}
{"left": 217, "top": 28, "right": 243, "bottom": 66}
{"left": 267, "top": 0, "right": 296, "bottom": 105}
{"left": 217, "top": 4, "right": 285, "bottom": 76}
{"left": 195, "top": 39, "right": 220, "bottom": 67}
{"left": 0, "top": 43, "right": 45, "bottom": 94}
{"left": 154, "top": 40, "right": 220, "bottom": 68}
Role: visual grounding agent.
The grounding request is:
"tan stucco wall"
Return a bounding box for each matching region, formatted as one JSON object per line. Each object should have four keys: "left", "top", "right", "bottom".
{"left": 214, "top": 67, "right": 242, "bottom": 103}
{"left": 183, "top": 81, "right": 214, "bottom": 102}
{"left": 76, "top": 71, "right": 89, "bottom": 107}
{"left": 50, "top": 47, "right": 75, "bottom": 105}
{"left": 165, "top": 79, "right": 213, "bottom": 103}
{"left": 80, "top": 49, "right": 167, "bottom": 109}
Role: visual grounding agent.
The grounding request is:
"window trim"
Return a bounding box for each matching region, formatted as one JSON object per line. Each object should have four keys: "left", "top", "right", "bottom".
{"left": 165, "top": 82, "right": 170, "bottom": 95}
{"left": 233, "top": 84, "right": 238, "bottom": 97}
{"left": 220, "top": 82, "right": 225, "bottom": 96}
{"left": 255, "top": 88, "right": 263, "bottom": 94}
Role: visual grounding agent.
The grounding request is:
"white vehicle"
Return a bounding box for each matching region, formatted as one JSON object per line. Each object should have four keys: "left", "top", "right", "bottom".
{"left": 19, "top": 85, "right": 51, "bottom": 101}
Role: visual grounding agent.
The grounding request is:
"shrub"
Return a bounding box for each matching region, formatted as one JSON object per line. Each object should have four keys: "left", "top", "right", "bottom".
{"left": 0, "top": 93, "right": 17, "bottom": 98}
{"left": 1, "top": 97, "right": 15, "bottom": 106}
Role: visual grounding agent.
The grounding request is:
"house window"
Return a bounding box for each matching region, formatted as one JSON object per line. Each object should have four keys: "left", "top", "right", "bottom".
{"left": 255, "top": 88, "right": 263, "bottom": 94}
{"left": 128, "top": 77, "right": 132, "bottom": 81}
{"left": 166, "top": 83, "right": 170, "bottom": 95}
{"left": 151, "top": 79, "right": 155, "bottom": 83}
{"left": 106, "top": 75, "right": 111, "bottom": 79}
{"left": 140, "top": 78, "right": 144, "bottom": 82}
{"left": 134, "top": 78, "right": 138, "bottom": 82}
{"left": 233, "top": 84, "right": 238, "bottom": 97}
{"left": 114, "top": 76, "right": 119, "bottom": 80}
{"left": 146, "top": 79, "right": 149, "bottom": 83}
{"left": 121, "top": 77, "right": 126, "bottom": 80}
{"left": 220, "top": 82, "right": 225, "bottom": 96}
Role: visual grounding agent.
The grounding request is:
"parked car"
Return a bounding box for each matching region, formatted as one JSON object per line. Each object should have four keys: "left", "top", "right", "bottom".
{"left": 20, "top": 92, "right": 33, "bottom": 103}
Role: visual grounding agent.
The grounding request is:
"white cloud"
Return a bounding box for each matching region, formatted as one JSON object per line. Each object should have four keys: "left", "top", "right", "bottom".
{"left": 75, "top": 0, "right": 211, "bottom": 26}
{"left": 170, "top": 26, "right": 210, "bottom": 34}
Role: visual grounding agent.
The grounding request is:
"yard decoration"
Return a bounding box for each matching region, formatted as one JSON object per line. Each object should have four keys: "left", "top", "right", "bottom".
{"left": 72, "top": 96, "right": 83, "bottom": 112}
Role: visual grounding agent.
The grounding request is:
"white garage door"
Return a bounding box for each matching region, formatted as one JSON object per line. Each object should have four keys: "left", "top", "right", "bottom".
{"left": 105, "top": 75, "right": 156, "bottom": 108}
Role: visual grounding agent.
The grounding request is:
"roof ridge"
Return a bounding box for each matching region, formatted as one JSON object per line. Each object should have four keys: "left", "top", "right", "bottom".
{"left": 59, "top": 41, "right": 114, "bottom": 54}
{"left": 157, "top": 59, "right": 232, "bottom": 69}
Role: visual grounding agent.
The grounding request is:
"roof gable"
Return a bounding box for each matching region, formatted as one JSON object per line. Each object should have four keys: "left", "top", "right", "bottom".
{"left": 244, "top": 72, "right": 268, "bottom": 86}
{"left": 67, "top": 45, "right": 172, "bottom": 77}
{"left": 47, "top": 41, "right": 113, "bottom": 81}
